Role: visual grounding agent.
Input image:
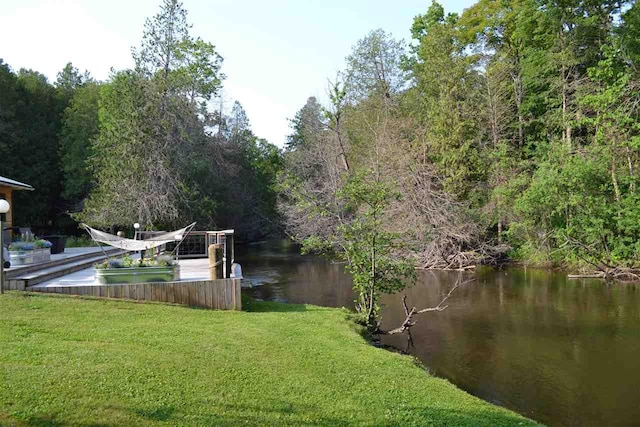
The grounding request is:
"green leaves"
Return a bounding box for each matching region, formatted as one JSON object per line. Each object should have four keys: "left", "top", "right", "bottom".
{"left": 133, "top": 0, "right": 224, "bottom": 103}
{"left": 286, "top": 97, "right": 324, "bottom": 151}
{"left": 294, "top": 165, "right": 416, "bottom": 330}
{"left": 1, "top": 66, "right": 65, "bottom": 228}
{"left": 344, "top": 29, "right": 406, "bottom": 102}
{"left": 59, "top": 82, "right": 100, "bottom": 204}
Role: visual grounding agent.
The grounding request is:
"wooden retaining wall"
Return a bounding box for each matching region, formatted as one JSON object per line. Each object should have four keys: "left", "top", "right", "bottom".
{"left": 29, "top": 279, "right": 242, "bottom": 310}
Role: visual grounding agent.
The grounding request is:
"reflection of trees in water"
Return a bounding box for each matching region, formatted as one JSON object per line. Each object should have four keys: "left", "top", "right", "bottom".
{"left": 242, "top": 243, "right": 640, "bottom": 426}
{"left": 282, "top": 260, "right": 354, "bottom": 307}
{"left": 244, "top": 257, "right": 354, "bottom": 308}
{"left": 379, "top": 268, "right": 640, "bottom": 427}
{"left": 379, "top": 270, "right": 459, "bottom": 361}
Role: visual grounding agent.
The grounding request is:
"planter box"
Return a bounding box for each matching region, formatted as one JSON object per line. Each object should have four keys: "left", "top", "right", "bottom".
{"left": 9, "top": 248, "right": 51, "bottom": 266}
{"left": 95, "top": 265, "right": 180, "bottom": 285}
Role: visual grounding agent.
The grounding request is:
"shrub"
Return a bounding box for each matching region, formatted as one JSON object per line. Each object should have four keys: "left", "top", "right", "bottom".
{"left": 95, "top": 255, "right": 176, "bottom": 269}
{"left": 66, "top": 236, "right": 94, "bottom": 248}
{"left": 107, "top": 258, "right": 125, "bottom": 268}
{"left": 8, "top": 241, "right": 35, "bottom": 251}
{"left": 34, "top": 239, "right": 53, "bottom": 249}
{"left": 8, "top": 237, "right": 52, "bottom": 251}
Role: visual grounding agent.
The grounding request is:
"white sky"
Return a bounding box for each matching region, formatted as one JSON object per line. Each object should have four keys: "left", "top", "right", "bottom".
{"left": 0, "top": 0, "right": 475, "bottom": 147}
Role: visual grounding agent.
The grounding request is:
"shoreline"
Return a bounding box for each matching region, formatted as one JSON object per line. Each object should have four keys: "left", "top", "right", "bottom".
{"left": 0, "top": 292, "right": 538, "bottom": 426}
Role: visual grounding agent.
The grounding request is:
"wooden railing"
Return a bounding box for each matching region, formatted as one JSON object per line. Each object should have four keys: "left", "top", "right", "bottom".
{"left": 148, "top": 229, "right": 235, "bottom": 278}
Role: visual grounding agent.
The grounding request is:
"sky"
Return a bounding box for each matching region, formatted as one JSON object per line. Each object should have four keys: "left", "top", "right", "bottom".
{"left": 0, "top": 0, "right": 475, "bottom": 147}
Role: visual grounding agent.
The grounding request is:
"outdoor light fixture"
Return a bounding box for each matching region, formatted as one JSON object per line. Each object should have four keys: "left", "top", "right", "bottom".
{"left": 0, "top": 199, "right": 11, "bottom": 294}
{"left": 0, "top": 199, "right": 10, "bottom": 214}
{"left": 133, "top": 223, "right": 142, "bottom": 259}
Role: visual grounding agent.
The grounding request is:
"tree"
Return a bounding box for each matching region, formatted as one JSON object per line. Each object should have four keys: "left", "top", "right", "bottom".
{"left": 55, "top": 62, "right": 91, "bottom": 102}
{"left": 280, "top": 77, "right": 419, "bottom": 331}
{"left": 344, "top": 29, "right": 406, "bottom": 102}
{"left": 132, "top": 0, "right": 223, "bottom": 106}
{"left": 83, "top": 0, "right": 225, "bottom": 228}
{"left": 238, "top": 137, "right": 284, "bottom": 237}
{"left": 10, "top": 69, "right": 64, "bottom": 228}
{"left": 0, "top": 61, "right": 97, "bottom": 231}
{"left": 458, "top": 0, "right": 529, "bottom": 148}
{"left": 286, "top": 96, "right": 324, "bottom": 150}
{"left": 619, "top": 1, "right": 640, "bottom": 66}
{"left": 59, "top": 81, "right": 100, "bottom": 208}
{"left": 227, "top": 101, "right": 251, "bottom": 143}
{"left": 334, "top": 171, "right": 416, "bottom": 330}
{"left": 81, "top": 71, "right": 171, "bottom": 226}
{"left": 0, "top": 60, "right": 21, "bottom": 178}
{"left": 224, "top": 101, "right": 283, "bottom": 238}
{"left": 405, "top": 2, "right": 484, "bottom": 199}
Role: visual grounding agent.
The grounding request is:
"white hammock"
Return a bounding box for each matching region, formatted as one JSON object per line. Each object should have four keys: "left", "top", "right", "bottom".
{"left": 81, "top": 223, "right": 196, "bottom": 252}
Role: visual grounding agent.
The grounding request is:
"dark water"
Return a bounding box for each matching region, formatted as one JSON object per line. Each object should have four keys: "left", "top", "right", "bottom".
{"left": 239, "top": 241, "right": 640, "bottom": 427}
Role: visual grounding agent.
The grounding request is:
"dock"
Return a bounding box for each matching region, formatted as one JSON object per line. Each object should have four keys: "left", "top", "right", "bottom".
{"left": 4, "top": 249, "right": 241, "bottom": 310}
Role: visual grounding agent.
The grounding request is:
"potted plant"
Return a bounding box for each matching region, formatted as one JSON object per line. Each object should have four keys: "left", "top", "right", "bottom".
{"left": 8, "top": 238, "right": 52, "bottom": 266}
{"left": 94, "top": 254, "right": 179, "bottom": 285}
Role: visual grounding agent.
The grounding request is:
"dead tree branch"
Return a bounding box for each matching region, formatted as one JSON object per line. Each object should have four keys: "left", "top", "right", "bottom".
{"left": 563, "top": 236, "right": 640, "bottom": 282}
{"left": 380, "top": 277, "right": 474, "bottom": 335}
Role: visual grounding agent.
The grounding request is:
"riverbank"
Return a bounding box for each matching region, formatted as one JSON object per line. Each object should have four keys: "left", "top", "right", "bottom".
{"left": 504, "top": 257, "right": 640, "bottom": 283}
{"left": 0, "top": 292, "right": 534, "bottom": 426}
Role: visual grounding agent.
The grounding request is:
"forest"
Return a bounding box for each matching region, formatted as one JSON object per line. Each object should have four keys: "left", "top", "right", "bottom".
{"left": 0, "top": 0, "right": 282, "bottom": 241}
{"left": 1, "top": 0, "right": 639, "bottom": 277}
{"left": 281, "top": 0, "right": 640, "bottom": 280}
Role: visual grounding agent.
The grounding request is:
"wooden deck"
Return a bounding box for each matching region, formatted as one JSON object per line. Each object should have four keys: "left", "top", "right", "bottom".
{"left": 29, "top": 278, "right": 242, "bottom": 310}
{"left": 4, "top": 247, "right": 124, "bottom": 291}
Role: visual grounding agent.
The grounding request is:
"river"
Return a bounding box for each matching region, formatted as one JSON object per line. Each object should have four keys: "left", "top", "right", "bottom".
{"left": 239, "top": 240, "right": 640, "bottom": 427}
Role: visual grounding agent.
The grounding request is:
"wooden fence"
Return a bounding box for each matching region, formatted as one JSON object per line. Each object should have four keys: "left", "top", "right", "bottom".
{"left": 29, "top": 278, "right": 242, "bottom": 310}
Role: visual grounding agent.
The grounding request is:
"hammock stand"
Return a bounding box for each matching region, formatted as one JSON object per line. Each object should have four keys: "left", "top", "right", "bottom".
{"left": 81, "top": 222, "right": 197, "bottom": 261}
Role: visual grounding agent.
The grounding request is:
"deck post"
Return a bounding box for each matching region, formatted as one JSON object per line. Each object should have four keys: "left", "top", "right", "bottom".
{"left": 208, "top": 244, "right": 223, "bottom": 280}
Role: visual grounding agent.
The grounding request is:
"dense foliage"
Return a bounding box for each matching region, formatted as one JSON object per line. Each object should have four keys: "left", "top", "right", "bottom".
{"left": 1, "top": 0, "right": 638, "bottom": 268}
{"left": 0, "top": 0, "right": 282, "bottom": 240}
{"left": 0, "top": 64, "right": 64, "bottom": 228}
{"left": 282, "top": 0, "right": 640, "bottom": 273}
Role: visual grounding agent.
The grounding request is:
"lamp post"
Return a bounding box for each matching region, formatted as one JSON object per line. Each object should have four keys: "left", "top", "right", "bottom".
{"left": 133, "top": 223, "right": 141, "bottom": 260}
{"left": 0, "top": 199, "right": 10, "bottom": 295}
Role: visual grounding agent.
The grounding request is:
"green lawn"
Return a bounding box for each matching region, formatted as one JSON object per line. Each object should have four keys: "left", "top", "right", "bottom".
{"left": 0, "top": 292, "right": 536, "bottom": 426}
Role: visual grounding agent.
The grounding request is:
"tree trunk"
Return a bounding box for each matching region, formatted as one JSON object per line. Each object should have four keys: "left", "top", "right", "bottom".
{"left": 611, "top": 159, "right": 621, "bottom": 204}
{"left": 511, "top": 61, "right": 524, "bottom": 148}
{"left": 486, "top": 74, "right": 499, "bottom": 147}
{"left": 334, "top": 115, "right": 350, "bottom": 173}
{"left": 367, "top": 233, "right": 376, "bottom": 329}
{"left": 562, "top": 62, "right": 571, "bottom": 149}
{"left": 626, "top": 145, "right": 636, "bottom": 194}
{"left": 559, "top": 23, "right": 572, "bottom": 150}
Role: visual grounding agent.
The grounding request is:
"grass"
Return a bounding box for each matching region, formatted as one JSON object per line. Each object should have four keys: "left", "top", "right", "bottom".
{"left": 0, "top": 293, "right": 536, "bottom": 426}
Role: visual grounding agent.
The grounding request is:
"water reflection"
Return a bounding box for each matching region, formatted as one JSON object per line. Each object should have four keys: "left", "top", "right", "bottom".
{"left": 239, "top": 241, "right": 354, "bottom": 308}
{"left": 239, "top": 242, "right": 640, "bottom": 427}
